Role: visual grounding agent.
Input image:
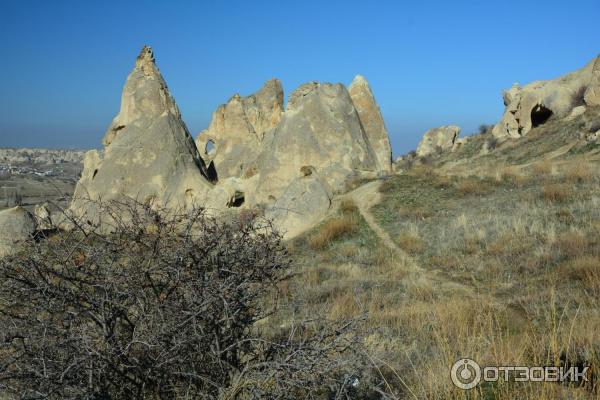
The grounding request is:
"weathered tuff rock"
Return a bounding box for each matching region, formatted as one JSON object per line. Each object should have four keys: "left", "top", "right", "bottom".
{"left": 416, "top": 126, "right": 461, "bottom": 157}
{"left": 251, "top": 82, "right": 379, "bottom": 205}
{"left": 348, "top": 75, "right": 393, "bottom": 172}
{"left": 71, "top": 46, "right": 213, "bottom": 220}
{"left": 195, "top": 79, "right": 284, "bottom": 179}
{"left": 34, "top": 203, "right": 53, "bottom": 230}
{"left": 493, "top": 55, "right": 600, "bottom": 139}
{"left": 266, "top": 169, "right": 332, "bottom": 239}
{"left": 0, "top": 206, "right": 36, "bottom": 256}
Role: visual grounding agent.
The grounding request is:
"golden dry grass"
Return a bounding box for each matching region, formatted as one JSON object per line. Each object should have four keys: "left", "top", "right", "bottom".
{"left": 540, "top": 183, "right": 571, "bottom": 203}
{"left": 307, "top": 215, "right": 358, "bottom": 250}
{"left": 455, "top": 179, "right": 490, "bottom": 196}
{"left": 397, "top": 231, "right": 424, "bottom": 254}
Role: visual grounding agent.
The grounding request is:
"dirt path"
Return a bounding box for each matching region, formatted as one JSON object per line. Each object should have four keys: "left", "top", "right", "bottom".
{"left": 343, "top": 180, "right": 475, "bottom": 293}
{"left": 345, "top": 180, "right": 404, "bottom": 255}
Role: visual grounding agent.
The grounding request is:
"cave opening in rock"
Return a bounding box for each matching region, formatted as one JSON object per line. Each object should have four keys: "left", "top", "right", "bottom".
{"left": 206, "top": 161, "right": 218, "bottom": 183}
{"left": 531, "top": 104, "right": 553, "bottom": 128}
{"left": 228, "top": 191, "right": 245, "bottom": 208}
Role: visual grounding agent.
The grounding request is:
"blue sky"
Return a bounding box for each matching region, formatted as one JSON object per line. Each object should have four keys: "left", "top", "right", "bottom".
{"left": 0, "top": 0, "right": 598, "bottom": 155}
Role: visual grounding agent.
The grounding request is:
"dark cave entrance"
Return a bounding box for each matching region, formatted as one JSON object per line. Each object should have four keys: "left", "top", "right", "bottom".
{"left": 227, "top": 191, "right": 245, "bottom": 208}
{"left": 531, "top": 104, "right": 553, "bottom": 128}
{"left": 206, "top": 161, "right": 218, "bottom": 183}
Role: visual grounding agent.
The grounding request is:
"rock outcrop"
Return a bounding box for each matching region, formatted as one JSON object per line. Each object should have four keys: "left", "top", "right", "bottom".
{"left": 69, "top": 46, "right": 394, "bottom": 239}
{"left": 251, "top": 82, "right": 379, "bottom": 204}
{"left": 348, "top": 75, "right": 393, "bottom": 173}
{"left": 0, "top": 206, "right": 36, "bottom": 256}
{"left": 71, "top": 46, "right": 213, "bottom": 220}
{"left": 493, "top": 55, "right": 600, "bottom": 139}
{"left": 266, "top": 168, "right": 332, "bottom": 239}
{"left": 195, "top": 79, "right": 284, "bottom": 179}
{"left": 416, "top": 125, "right": 461, "bottom": 157}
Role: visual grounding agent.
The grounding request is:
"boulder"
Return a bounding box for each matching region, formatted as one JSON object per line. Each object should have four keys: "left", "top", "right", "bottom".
{"left": 195, "top": 79, "right": 284, "bottom": 179}
{"left": 348, "top": 75, "right": 393, "bottom": 173}
{"left": 34, "top": 202, "right": 53, "bottom": 230}
{"left": 416, "top": 126, "right": 461, "bottom": 157}
{"left": 266, "top": 170, "right": 332, "bottom": 239}
{"left": 584, "top": 56, "right": 600, "bottom": 106}
{"left": 70, "top": 46, "right": 213, "bottom": 221}
{"left": 0, "top": 206, "right": 36, "bottom": 256}
{"left": 251, "top": 82, "right": 379, "bottom": 204}
{"left": 492, "top": 55, "right": 600, "bottom": 139}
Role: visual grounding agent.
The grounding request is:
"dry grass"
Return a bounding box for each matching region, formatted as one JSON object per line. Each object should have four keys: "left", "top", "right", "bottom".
{"left": 556, "top": 256, "right": 600, "bottom": 292}
{"left": 378, "top": 179, "right": 396, "bottom": 193}
{"left": 339, "top": 199, "right": 358, "bottom": 214}
{"left": 398, "top": 207, "right": 432, "bottom": 220}
{"left": 328, "top": 292, "right": 361, "bottom": 320}
{"left": 397, "top": 231, "right": 424, "bottom": 254}
{"left": 531, "top": 159, "right": 554, "bottom": 177}
{"left": 563, "top": 162, "right": 594, "bottom": 183}
{"left": 540, "top": 183, "right": 571, "bottom": 203}
{"left": 307, "top": 215, "right": 358, "bottom": 250}
{"left": 455, "top": 178, "right": 490, "bottom": 196}
{"left": 498, "top": 166, "right": 528, "bottom": 187}
{"left": 553, "top": 230, "right": 589, "bottom": 258}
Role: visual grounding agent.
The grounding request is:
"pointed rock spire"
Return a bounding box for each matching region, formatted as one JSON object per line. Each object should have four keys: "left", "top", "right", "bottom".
{"left": 348, "top": 75, "right": 392, "bottom": 173}
{"left": 70, "top": 46, "right": 212, "bottom": 221}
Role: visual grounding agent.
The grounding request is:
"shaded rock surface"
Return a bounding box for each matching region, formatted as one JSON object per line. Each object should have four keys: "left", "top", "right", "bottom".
{"left": 266, "top": 170, "right": 332, "bottom": 239}
{"left": 348, "top": 75, "right": 393, "bottom": 172}
{"left": 493, "top": 55, "right": 600, "bottom": 139}
{"left": 195, "top": 79, "right": 284, "bottom": 179}
{"left": 416, "top": 126, "right": 461, "bottom": 157}
{"left": 71, "top": 46, "right": 213, "bottom": 220}
{"left": 251, "top": 82, "right": 379, "bottom": 205}
{"left": 0, "top": 206, "right": 36, "bottom": 256}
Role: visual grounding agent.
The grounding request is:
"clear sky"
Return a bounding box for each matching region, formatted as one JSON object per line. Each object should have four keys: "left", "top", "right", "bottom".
{"left": 0, "top": 0, "right": 598, "bottom": 156}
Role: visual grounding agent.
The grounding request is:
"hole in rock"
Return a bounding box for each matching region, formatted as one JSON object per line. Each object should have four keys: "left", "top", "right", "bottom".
{"left": 228, "top": 191, "right": 245, "bottom": 208}
{"left": 531, "top": 104, "right": 553, "bottom": 128}
{"left": 205, "top": 139, "right": 216, "bottom": 155}
{"left": 92, "top": 169, "right": 99, "bottom": 179}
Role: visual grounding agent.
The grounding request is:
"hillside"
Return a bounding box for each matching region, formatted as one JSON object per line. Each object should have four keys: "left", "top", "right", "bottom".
{"left": 281, "top": 106, "right": 600, "bottom": 398}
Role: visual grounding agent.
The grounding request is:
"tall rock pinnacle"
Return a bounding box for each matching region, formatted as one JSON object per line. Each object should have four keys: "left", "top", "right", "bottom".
{"left": 348, "top": 75, "right": 393, "bottom": 173}
{"left": 70, "top": 46, "right": 212, "bottom": 220}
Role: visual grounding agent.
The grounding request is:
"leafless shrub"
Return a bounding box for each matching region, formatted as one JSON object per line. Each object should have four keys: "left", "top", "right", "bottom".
{"left": 0, "top": 200, "right": 382, "bottom": 399}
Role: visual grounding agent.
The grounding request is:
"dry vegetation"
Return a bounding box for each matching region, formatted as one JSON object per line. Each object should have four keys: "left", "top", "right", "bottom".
{"left": 285, "top": 151, "right": 600, "bottom": 399}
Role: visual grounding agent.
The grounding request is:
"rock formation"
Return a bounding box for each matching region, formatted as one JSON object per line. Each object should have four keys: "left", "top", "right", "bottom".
{"left": 250, "top": 82, "right": 379, "bottom": 204}
{"left": 416, "top": 126, "right": 461, "bottom": 157}
{"left": 493, "top": 55, "right": 600, "bottom": 139}
{"left": 71, "top": 46, "right": 213, "bottom": 220}
{"left": 194, "top": 74, "right": 392, "bottom": 238}
{"left": 195, "top": 79, "right": 284, "bottom": 179}
{"left": 68, "top": 46, "right": 394, "bottom": 239}
{"left": 0, "top": 206, "right": 36, "bottom": 256}
{"left": 348, "top": 75, "right": 393, "bottom": 173}
{"left": 266, "top": 167, "right": 332, "bottom": 238}
{"left": 34, "top": 202, "right": 53, "bottom": 230}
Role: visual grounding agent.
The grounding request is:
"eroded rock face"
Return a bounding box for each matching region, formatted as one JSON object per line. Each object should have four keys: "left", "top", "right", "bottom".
{"left": 416, "top": 126, "right": 461, "bottom": 157}
{"left": 251, "top": 82, "right": 379, "bottom": 204}
{"left": 0, "top": 206, "right": 36, "bottom": 256}
{"left": 195, "top": 79, "right": 284, "bottom": 179}
{"left": 493, "top": 55, "right": 600, "bottom": 139}
{"left": 348, "top": 75, "right": 393, "bottom": 173}
{"left": 71, "top": 46, "right": 213, "bottom": 220}
{"left": 266, "top": 170, "right": 332, "bottom": 239}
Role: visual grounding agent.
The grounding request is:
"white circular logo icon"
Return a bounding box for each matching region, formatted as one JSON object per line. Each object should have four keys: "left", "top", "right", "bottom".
{"left": 451, "top": 358, "right": 481, "bottom": 389}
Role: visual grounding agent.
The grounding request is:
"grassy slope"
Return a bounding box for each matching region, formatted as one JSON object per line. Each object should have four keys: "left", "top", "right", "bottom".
{"left": 282, "top": 107, "right": 600, "bottom": 399}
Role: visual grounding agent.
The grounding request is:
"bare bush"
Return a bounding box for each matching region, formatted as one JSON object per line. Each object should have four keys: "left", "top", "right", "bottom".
{"left": 0, "top": 201, "right": 380, "bottom": 399}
